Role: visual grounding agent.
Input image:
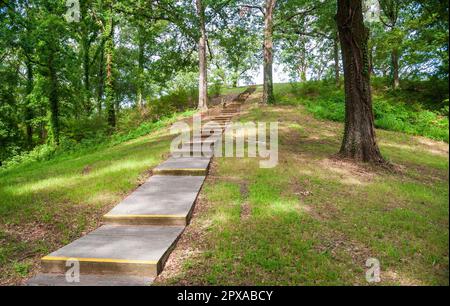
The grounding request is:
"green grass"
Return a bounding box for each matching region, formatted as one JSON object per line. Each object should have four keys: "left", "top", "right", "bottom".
{"left": 1, "top": 110, "right": 196, "bottom": 171}
{"left": 273, "top": 80, "right": 449, "bottom": 143}
{"left": 1, "top": 86, "right": 448, "bottom": 286}
{"left": 157, "top": 101, "right": 449, "bottom": 286}
{"left": 0, "top": 110, "right": 195, "bottom": 285}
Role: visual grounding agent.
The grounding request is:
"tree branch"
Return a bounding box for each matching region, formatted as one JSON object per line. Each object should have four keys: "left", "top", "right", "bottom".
{"left": 241, "top": 5, "right": 265, "bottom": 17}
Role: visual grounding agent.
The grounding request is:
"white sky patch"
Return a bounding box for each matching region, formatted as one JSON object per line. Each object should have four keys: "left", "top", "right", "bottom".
{"left": 246, "top": 62, "right": 290, "bottom": 86}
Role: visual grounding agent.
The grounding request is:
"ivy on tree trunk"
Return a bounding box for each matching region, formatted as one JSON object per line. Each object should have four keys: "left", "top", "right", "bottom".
{"left": 104, "top": 7, "right": 116, "bottom": 131}
{"left": 337, "top": 0, "right": 385, "bottom": 163}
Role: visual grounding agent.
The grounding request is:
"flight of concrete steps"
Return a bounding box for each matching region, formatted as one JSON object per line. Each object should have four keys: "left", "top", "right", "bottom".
{"left": 27, "top": 87, "right": 255, "bottom": 286}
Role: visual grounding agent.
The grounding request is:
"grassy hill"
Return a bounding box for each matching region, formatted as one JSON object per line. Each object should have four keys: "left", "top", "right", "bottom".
{"left": 273, "top": 79, "right": 449, "bottom": 143}
{"left": 157, "top": 87, "right": 449, "bottom": 286}
{"left": 0, "top": 84, "right": 448, "bottom": 285}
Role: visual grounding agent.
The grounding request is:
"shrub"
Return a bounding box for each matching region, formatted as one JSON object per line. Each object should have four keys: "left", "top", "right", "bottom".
{"left": 275, "top": 79, "right": 449, "bottom": 143}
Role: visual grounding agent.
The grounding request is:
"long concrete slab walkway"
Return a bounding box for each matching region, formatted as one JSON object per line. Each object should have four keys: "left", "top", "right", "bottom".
{"left": 27, "top": 87, "right": 256, "bottom": 286}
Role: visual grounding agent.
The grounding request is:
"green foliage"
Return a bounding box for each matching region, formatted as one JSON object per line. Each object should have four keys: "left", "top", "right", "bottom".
{"left": 0, "top": 109, "right": 195, "bottom": 171}
{"left": 275, "top": 80, "right": 449, "bottom": 142}
{"left": 210, "top": 78, "right": 223, "bottom": 98}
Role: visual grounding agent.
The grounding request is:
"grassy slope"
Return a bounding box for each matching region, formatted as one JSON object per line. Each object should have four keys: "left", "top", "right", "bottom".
{"left": 273, "top": 81, "right": 449, "bottom": 143}
{"left": 0, "top": 111, "right": 195, "bottom": 285}
{"left": 157, "top": 87, "right": 449, "bottom": 286}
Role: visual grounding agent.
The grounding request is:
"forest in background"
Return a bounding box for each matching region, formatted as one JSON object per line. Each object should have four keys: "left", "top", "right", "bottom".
{"left": 0, "top": 0, "right": 448, "bottom": 167}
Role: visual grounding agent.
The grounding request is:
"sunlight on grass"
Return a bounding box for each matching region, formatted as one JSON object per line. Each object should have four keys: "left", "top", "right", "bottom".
{"left": 159, "top": 100, "right": 449, "bottom": 286}
{"left": 0, "top": 123, "right": 175, "bottom": 284}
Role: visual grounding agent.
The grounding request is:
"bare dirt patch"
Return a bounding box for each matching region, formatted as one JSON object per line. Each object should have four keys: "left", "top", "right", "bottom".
{"left": 155, "top": 168, "right": 219, "bottom": 285}
{"left": 318, "top": 157, "right": 377, "bottom": 185}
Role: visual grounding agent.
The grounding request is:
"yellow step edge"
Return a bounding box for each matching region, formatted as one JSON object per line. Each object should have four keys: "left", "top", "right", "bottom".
{"left": 42, "top": 256, "right": 157, "bottom": 265}
{"left": 154, "top": 168, "right": 207, "bottom": 172}
{"left": 104, "top": 214, "right": 186, "bottom": 219}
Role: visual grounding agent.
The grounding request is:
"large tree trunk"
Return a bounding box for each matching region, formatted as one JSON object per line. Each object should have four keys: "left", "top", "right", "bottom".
{"left": 333, "top": 32, "right": 340, "bottom": 86}
{"left": 196, "top": 0, "right": 208, "bottom": 110}
{"left": 104, "top": 10, "right": 116, "bottom": 130}
{"left": 391, "top": 48, "right": 400, "bottom": 89}
{"left": 263, "top": 0, "right": 276, "bottom": 104}
{"left": 337, "top": 0, "right": 384, "bottom": 163}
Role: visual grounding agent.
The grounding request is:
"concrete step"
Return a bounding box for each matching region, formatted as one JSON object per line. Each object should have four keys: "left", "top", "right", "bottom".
{"left": 209, "top": 118, "right": 231, "bottom": 122}
{"left": 203, "top": 124, "right": 228, "bottom": 128}
{"left": 185, "top": 139, "right": 219, "bottom": 145}
{"left": 153, "top": 156, "right": 211, "bottom": 176}
{"left": 215, "top": 113, "right": 235, "bottom": 116}
{"left": 104, "top": 175, "right": 206, "bottom": 226}
{"left": 199, "top": 133, "right": 223, "bottom": 140}
{"left": 41, "top": 225, "right": 184, "bottom": 278}
{"left": 27, "top": 273, "right": 154, "bottom": 286}
{"left": 171, "top": 150, "right": 215, "bottom": 158}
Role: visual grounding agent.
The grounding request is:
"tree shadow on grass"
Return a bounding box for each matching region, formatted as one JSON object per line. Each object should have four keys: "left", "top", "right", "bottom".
{"left": 0, "top": 134, "right": 174, "bottom": 222}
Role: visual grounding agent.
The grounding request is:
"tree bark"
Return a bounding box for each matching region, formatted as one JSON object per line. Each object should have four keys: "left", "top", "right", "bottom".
{"left": 337, "top": 0, "right": 385, "bottom": 163}
{"left": 196, "top": 0, "right": 208, "bottom": 110}
{"left": 263, "top": 0, "right": 276, "bottom": 104}
{"left": 391, "top": 48, "right": 400, "bottom": 89}
{"left": 104, "top": 9, "right": 116, "bottom": 130}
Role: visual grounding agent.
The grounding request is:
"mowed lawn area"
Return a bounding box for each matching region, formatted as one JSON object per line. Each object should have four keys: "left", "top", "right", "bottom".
{"left": 0, "top": 88, "right": 448, "bottom": 286}
{"left": 157, "top": 89, "right": 449, "bottom": 286}
{"left": 0, "top": 114, "right": 194, "bottom": 285}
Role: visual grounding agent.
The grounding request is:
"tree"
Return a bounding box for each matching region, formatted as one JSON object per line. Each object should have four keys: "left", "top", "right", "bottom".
{"left": 103, "top": 1, "right": 116, "bottom": 130}
{"left": 262, "top": 0, "right": 277, "bottom": 104}
{"left": 239, "top": 0, "right": 276, "bottom": 104}
{"left": 196, "top": 0, "right": 208, "bottom": 110}
{"left": 336, "top": 0, "right": 385, "bottom": 163}
{"left": 378, "top": 0, "right": 402, "bottom": 89}
{"left": 213, "top": 17, "right": 260, "bottom": 88}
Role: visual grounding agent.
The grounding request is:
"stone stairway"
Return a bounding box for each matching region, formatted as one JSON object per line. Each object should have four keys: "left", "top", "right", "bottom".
{"left": 27, "top": 87, "right": 255, "bottom": 286}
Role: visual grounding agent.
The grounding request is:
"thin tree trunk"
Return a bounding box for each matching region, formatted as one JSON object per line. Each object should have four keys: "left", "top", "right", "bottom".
{"left": 104, "top": 10, "right": 116, "bottom": 130}
{"left": 333, "top": 33, "right": 340, "bottom": 86}
{"left": 369, "top": 43, "right": 375, "bottom": 75}
{"left": 48, "top": 50, "right": 60, "bottom": 145}
{"left": 263, "top": 0, "right": 276, "bottom": 104}
{"left": 81, "top": 1, "right": 91, "bottom": 114}
{"left": 196, "top": 0, "right": 208, "bottom": 110}
{"left": 232, "top": 77, "right": 238, "bottom": 88}
{"left": 25, "top": 59, "right": 34, "bottom": 148}
{"left": 391, "top": 48, "right": 400, "bottom": 89}
{"left": 337, "top": 0, "right": 384, "bottom": 163}
{"left": 137, "top": 24, "right": 145, "bottom": 112}
{"left": 82, "top": 38, "right": 91, "bottom": 112}
{"left": 97, "top": 40, "right": 105, "bottom": 114}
